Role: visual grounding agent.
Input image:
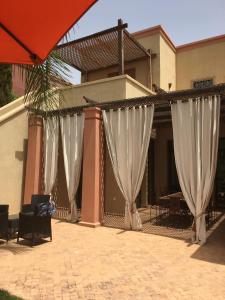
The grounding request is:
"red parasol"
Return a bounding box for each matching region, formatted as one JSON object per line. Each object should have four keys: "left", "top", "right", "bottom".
{"left": 0, "top": 0, "right": 97, "bottom": 64}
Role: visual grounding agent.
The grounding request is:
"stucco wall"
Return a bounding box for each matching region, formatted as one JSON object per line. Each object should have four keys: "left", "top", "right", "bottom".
{"left": 176, "top": 41, "right": 225, "bottom": 90}
{"left": 0, "top": 98, "right": 28, "bottom": 214}
{"left": 60, "top": 76, "right": 127, "bottom": 108}
{"left": 159, "top": 36, "right": 176, "bottom": 91}
{"left": 135, "top": 34, "right": 160, "bottom": 88}
{"left": 86, "top": 59, "right": 149, "bottom": 88}
{"left": 60, "top": 75, "right": 153, "bottom": 108}
{"left": 125, "top": 76, "right": 154, "bottom": 98}
{"left": 136, "top": 33, "right": 177, "bottom": 91}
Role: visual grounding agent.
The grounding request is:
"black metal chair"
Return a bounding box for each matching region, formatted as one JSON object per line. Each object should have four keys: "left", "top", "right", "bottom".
{"left": 155, "top": 188, "right": 174, "bottom": 225}
{"left": 156, "top": 197, "right": 171, "bottom": 226}
{"left": 0, "top": 205, "right": 9, "bottom": 242}
{"left": 17, "top": 195, "right": 52, "bottom": 246}
{"left": 167, "top": 198, "right": 184, "bottom": 228}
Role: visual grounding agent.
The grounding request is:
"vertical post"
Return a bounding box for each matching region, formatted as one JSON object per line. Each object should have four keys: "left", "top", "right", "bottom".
{"left": 141, "top": 157, "right": 149, "bottom": 208}
{"left": 80, "top": 108, "right": 102, "bottom": 227}
{"left": 81, "top": 71, "right": 88, "bottom": 83}
{"left": 23, "top": 115, "right": 43, "bottom": 204}
{"left": 99, "top": 119, "right": 105, "bottom": 224}
{"left": 147, "top": 49, "right": 153, "bottom": 90}
{"left": 118, "top": 19, "right": 124, "bottom": 75}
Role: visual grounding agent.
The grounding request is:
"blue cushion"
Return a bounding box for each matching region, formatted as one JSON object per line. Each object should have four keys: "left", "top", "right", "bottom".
{"left": 36, "top": 201, "right": 56, "bottom": 217}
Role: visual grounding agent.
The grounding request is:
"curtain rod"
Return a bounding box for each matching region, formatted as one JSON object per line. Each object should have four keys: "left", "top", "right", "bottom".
{"left": 27, "top": 83, "right": 225, "bottom": 117}
{"left": 170, "top": 94, "right": 221, "bottom": 104}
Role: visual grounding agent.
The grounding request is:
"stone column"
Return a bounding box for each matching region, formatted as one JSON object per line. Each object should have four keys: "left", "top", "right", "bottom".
{"left": 23, "top": 115, "right": 43, "bottom": 204}
{"left": 79, "top": 107, "right": 103, "bottom": 227}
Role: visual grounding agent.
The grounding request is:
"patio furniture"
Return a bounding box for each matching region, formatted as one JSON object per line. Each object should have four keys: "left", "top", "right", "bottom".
{"left": 17, "top": 194, "right": 52, "bottom": 246}
{"left": 157, "top": 192, "right": 191, "bottom": 229}
{"left": 156, "top": 198, "right": 170, "bottom": 225}
{"left": 0, "top": 205, "right": 9, "bottom": 242}
{"left": 155, "top": 190, "right": 172, "bottom": 226}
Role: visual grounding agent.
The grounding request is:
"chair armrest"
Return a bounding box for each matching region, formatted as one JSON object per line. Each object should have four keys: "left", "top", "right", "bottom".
{"left": 0, "top": 212, "right": 8, "bottom": 217}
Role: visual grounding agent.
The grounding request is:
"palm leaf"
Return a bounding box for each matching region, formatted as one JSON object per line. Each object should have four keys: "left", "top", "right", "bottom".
{"left": 19, "top": 51, "right": 71, "bottom": 111}
{"left": 17, "top": 29, "right": 77, "bottom": 111}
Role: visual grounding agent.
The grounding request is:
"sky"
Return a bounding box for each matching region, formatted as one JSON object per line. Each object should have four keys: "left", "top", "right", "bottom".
{"left": 66, "top": 0, "right": 225, "bottom": 84}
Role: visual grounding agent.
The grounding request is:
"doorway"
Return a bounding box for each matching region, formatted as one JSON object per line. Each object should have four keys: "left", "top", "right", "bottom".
{"left": 215, "top": 138, "right": 225, "bottom": 209}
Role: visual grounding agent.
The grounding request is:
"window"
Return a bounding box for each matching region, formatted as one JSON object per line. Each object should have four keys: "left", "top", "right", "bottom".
{"left": 193, "top": 79, "right": 213, "bottom": 89}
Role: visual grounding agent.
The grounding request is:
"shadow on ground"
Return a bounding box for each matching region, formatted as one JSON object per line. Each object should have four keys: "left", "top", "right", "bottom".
{"left": 0, "top": 238, "right": 49, "bottom": 254}
{"left": 191, "top": 217, "right": 225, "bottom": 265}
{"left": 0, "top": 240, "right": 31, "bottom": 255}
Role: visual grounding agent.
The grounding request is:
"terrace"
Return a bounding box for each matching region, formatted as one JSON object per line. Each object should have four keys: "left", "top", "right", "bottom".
{"left": 1, "top": 2, "right": 225, "bottom": 300}
{"left": 0, "top": 219, "right": 225, "bottom": 299}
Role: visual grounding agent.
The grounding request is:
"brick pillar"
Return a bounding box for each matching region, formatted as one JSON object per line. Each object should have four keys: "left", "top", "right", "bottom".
{"left": 23, "top": 115, "right": 43, "bottom": 204}
{"left": 80, "top": 107, "right": 103, "bottom": 227}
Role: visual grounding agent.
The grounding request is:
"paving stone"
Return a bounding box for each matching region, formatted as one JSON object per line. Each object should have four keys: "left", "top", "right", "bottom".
{"left": 0, "top": 219, "right": 225, "bottom": 299}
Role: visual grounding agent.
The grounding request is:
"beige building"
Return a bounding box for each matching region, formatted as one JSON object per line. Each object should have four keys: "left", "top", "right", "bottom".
{"left": 76, "top": 24, "right": 225, "bottom": 210}
{"left": 55, "top": 23, "right": 225, "bottom": 214}
{"left": 84, "top": 25, "right": 225, "bottom": 92}
{"left": 1, "top": 22, "right": 225, "bottom": 217}
{"left": 0, "top": 97, "right": 28, "bottom": 214}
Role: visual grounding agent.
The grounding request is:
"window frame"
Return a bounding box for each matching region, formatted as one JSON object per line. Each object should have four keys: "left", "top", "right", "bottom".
{"left": 192, "top": 78, "right": 214, "bottom": 89}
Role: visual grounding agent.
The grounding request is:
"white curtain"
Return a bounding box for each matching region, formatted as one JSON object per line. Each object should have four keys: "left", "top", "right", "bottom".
{"left": 44, "top": 116, "right": 59, "bottom": 195}
{"left": 171, "top": 95, "right": 220, "bottom": 244}
{"left": 60, "top": 114, "right": 84, "bottom": 222}
{"left": 103, "top": 105, "right": 154, "bottom": 230}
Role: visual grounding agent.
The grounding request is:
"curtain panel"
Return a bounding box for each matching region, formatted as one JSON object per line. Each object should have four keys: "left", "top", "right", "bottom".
{"left": 103, "top": 105, "right": 154, "bottom": 230}
{"left": 171, "top": 95, "right": 220, "bottom": 244}
{"left": 44, "top": 116, "right": 59, "bottom": 195}
{"left": 60, "top": 114, "right": 84, "bottom": 222}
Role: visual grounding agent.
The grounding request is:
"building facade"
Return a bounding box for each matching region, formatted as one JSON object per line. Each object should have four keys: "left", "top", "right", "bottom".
{"left": 84, "top": 25, "right": 225, "bottom": 92}
{"left": 70, "top": 25, "right": 225, "bottom": 214}
{"left": 2, "top": 23, "right": 225, "bottom": 220}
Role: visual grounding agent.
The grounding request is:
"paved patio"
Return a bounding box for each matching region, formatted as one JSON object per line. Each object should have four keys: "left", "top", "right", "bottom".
{"left": 0, "top": 219, "right": 225, "bottom": 300}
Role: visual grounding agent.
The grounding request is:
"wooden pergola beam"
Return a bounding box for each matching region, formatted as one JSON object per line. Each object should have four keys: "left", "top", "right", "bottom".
{"left": 56, "top": 22, "right": 128, "bottom": 49}
{"left": 86, "top": 55, "right": 156, "bottom": 74}
{"left": 124, "top": 30, "right": 151, "bottom": 58}
{"left": 147, "top": 49, "right": 153, "bottom": 90}
{"left": 118, "top": 19, "right": 125, "bottom": 75}
{"left": 56, "top": 20, "right": 154, "bottom": 74}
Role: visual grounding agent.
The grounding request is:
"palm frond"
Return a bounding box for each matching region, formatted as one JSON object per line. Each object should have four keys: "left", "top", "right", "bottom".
{"left": 19, "top": 51, "right": 71, "bottom": 111}
{"left": 59, "top": 24, "right": 77, "bottom": 44}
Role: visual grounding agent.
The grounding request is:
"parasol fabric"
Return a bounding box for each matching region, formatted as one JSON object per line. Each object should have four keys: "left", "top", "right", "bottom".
{"left": 0, "top": 0, "right": 97, "bottom": 64}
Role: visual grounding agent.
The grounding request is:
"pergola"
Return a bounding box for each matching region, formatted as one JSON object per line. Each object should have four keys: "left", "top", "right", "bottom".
{"left": 27, "top": 77, "right": 225, "bottom": 244}
{"left": 56, "top": 19, "right": 154, "bottom": 89}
